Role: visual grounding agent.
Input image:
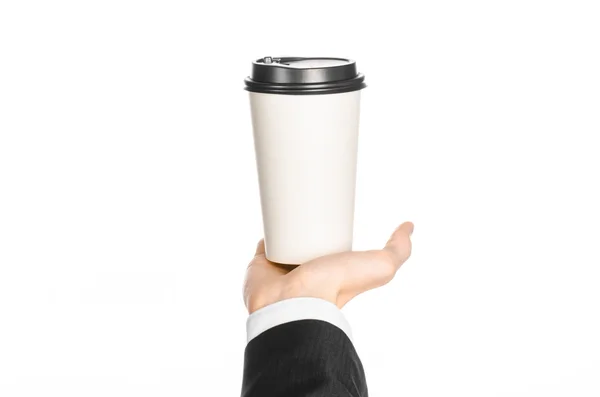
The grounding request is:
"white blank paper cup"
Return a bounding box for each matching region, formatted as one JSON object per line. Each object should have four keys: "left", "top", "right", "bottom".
{"left": 246, "top": 57, "right": 366, "bottom": 264}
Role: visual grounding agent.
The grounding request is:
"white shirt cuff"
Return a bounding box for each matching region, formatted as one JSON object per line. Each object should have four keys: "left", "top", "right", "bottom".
{"left": 246, "top": 297, "right": 352, "bottom": 343}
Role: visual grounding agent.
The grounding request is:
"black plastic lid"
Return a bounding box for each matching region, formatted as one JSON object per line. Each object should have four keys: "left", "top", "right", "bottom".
{"left": 244, "top": 56, "right": 366, "bottom": 95}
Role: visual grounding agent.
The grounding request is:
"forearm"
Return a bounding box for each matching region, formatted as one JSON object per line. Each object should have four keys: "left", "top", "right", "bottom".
{"left": 241, "top": 298, "right": 367, "bottom": 397}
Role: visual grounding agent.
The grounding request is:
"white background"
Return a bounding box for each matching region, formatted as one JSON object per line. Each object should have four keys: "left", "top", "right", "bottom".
{"left": 1, "top": 1, "right": 599, "bottom": 396}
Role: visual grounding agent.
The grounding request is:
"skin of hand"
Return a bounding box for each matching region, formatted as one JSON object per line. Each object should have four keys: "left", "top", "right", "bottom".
{"left": 244, "top": 222, "right": 414, "bottom": 314}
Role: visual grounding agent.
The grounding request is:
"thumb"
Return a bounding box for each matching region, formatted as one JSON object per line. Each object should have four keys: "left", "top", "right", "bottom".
{"left": 255, "top": 239, "right": 266, "bottom": 256}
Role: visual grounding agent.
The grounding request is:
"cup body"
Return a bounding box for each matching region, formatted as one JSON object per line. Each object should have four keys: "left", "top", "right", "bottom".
{"left": 249, "top": 90, "right": 361, "bottom": 264}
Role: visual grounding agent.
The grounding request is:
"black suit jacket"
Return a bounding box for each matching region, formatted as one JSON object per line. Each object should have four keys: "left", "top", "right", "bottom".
{"left": 242, "top": 319, "right": 368, "bottom": 396}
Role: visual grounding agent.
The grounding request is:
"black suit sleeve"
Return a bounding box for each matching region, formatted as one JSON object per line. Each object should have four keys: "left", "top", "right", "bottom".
{"left": 241, "top": 319, "right": 368, "bottom": 397}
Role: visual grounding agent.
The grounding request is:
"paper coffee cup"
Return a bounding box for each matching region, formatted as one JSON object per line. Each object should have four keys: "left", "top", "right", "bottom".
{"left": 245, "top": 57, "right": 366, "bottom": 264}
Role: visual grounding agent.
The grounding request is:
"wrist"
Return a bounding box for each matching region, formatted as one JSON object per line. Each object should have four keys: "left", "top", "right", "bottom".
{"left": 247, "top": 278, "right": 338, "bottom": 314}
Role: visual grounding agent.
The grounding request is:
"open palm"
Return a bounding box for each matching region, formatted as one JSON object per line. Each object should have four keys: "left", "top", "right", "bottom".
{"left": 244, "top": 222, "right": 414, "bottom": 314}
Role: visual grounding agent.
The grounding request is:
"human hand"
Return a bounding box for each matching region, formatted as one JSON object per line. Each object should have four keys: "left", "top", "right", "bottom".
{"left": 243, "top": 222, "right": 414, "bottom": 314}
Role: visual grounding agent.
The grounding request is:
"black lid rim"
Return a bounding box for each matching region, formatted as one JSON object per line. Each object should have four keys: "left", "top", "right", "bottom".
{"left": 244, "top": 73, "right": 366, "bottom": 95}
{"left": 245, "top": 56, "right": 366, "bottom": 95}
